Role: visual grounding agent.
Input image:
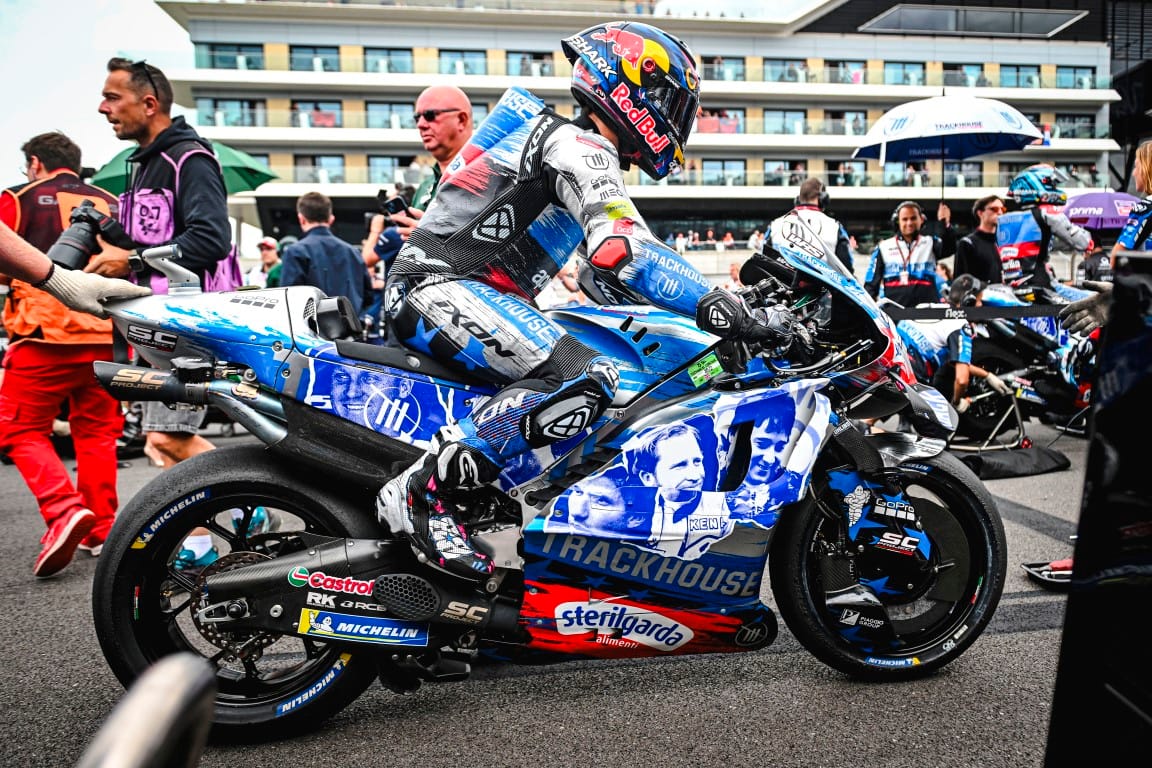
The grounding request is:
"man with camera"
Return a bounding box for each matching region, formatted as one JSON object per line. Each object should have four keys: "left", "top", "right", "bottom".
{"left": 0, "top": 131, "right": 128, "bottom": 577}
{"left": 87, "top": 58, "right": 231, "bottom": 484}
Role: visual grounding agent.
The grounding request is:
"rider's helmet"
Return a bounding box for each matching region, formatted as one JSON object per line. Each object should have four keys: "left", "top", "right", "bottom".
{"left": 1007, "top": 164, "right": 1069, "bottom": 206}
{"left": 948, "top": 274, "right": 984, "bottom": 307}
{"left": 562, "top": 21, "right": 700, "bottom": 180}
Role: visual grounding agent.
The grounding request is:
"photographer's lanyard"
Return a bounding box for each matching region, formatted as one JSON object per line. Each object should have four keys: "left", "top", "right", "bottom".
{"left": 895, "top": 235, "right": 919, "bottom": 285}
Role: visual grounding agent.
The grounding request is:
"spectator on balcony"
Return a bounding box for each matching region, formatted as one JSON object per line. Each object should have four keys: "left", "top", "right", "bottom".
{"left": 852, "top": 115, "right": 864, "bottom": 135}
{"left": 976, "top": 73, "right": 992, "bottom": 87}
{"left": 782, "top": 63, "right": 799, "bottom": 83}
{"left": 788, "top": 162, "right": 807, "bottom": 185}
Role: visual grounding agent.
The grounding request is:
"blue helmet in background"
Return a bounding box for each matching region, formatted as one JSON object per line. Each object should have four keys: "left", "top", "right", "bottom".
{"left": 562, "top": 21, "right": 700, "bottom": 180}
{"left": 1007, "top": 164, "right": 1069, "bottom": 206}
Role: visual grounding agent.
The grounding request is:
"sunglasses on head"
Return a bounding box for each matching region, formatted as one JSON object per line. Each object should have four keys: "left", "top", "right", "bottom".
{"left": 131, "top": 59, "right": 160, "bottom": 98}
{"left": 415, "top": 108, "right": 461, "bottom": 122}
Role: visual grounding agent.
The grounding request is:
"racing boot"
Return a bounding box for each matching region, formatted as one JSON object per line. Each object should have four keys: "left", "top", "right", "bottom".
{"left": 377, "top": 437, "right": 498, "bottom": 581}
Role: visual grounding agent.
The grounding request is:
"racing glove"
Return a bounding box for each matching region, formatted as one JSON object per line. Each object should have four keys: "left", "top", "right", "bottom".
{"left": 983, "top": 373, "right": 1012, "bottom": 396}
{"left": 35, "top": 264, "right": 151, "bottom": 318}
{"left": 696, "top": 288, "right": 796, "bottom": 350}
{"left": 1059, "top": 281, "right": 1112, "bottom": 335}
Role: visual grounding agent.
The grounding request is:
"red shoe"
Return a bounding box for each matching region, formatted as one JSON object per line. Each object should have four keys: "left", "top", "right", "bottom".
{"left": 78, "top": 533, "right": 106, "bottom": 558}
{"left": 34, "top": 508, "right": 96, "bottom": 578}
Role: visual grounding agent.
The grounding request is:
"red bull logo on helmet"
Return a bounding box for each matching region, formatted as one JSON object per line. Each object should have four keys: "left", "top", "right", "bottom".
{"left": 591, "top": 26, "right": 646, "bottom": 65}
{"left": 610, "top": 83, "right": 671, "bottom": 154}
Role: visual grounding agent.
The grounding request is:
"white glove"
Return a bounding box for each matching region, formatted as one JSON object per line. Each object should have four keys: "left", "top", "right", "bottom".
{"left": 39, "top": 265, "right": 151, "bottom": 318}
{"left": 955, "top": 397, "right": 971, "bottom": 414}
{"left": 1059, "top": 281, "right": 1112, "bottom": 335}
{"left": 984, "top": 373, "right": 1012, "bottom": 396}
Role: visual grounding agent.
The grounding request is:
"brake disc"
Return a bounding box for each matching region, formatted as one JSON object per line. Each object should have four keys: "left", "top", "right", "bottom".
{"left": 190, "top": 550, "right": 279, "bottom": 661}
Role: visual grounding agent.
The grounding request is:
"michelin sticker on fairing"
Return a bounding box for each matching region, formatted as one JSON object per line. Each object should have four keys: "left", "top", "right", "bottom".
{"left": 130, "top": 490, "right": 211, "bottom": 549}
{"left": 297, "top": 609, "right": 429, "bottom": 646}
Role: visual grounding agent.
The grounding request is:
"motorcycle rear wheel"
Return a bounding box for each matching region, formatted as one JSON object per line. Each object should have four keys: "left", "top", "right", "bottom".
{"left": 770, "top": 452, "right": 1006, "bottom": 681}
{"left": 93, "top": 444, "right": 384, "bottom": 741}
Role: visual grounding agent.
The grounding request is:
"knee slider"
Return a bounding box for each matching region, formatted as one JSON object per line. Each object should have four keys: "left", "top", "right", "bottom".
{"left": 521, "top": 337, "right": 617, "bottom": 447}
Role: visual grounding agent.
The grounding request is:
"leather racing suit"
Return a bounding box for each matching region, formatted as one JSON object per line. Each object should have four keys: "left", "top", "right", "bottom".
{"left": 380, "top": 111, "right": 746, "bottom": 579}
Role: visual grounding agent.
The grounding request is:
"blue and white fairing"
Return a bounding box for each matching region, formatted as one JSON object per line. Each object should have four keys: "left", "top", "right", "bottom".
{"left": 105, "top": 287, "right": 299, "bottom": 385}
{"left": 523, "top": 378, "right": 832, "bottom": 604}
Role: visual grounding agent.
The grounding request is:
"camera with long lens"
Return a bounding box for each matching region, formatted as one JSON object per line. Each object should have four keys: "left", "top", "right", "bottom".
{"left": 45, "top": 199, "right": 134, "bottom": 270}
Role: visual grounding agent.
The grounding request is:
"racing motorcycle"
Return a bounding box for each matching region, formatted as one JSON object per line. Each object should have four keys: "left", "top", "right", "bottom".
{"left": 955, "top": 282, "right": 1094, "bottom": 440}
{"left": 91, "top": 235, "right": 1006, "bottom": 740}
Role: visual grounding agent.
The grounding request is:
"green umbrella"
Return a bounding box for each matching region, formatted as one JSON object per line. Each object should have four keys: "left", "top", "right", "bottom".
{"left": 90, "top": 140, "right": 277, "bottom": 196}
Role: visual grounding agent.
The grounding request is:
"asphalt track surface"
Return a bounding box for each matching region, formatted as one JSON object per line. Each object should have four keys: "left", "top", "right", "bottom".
{"left": 1, "top": 421, "right": 1086, "bottom": 768}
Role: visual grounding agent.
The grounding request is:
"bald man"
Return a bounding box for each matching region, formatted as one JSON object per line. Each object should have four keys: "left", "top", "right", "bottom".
{"left": 370, "top": 85, "right": 474, "bottom": 243}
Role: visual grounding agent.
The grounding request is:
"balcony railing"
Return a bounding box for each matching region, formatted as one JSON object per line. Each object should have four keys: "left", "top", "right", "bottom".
{"left": 253, "top": 163, "right": 1105, "bottom": 189}
{"left": 193, "top": 47, "right": 1112, "bottom": 91}
{"left": 193, "top": 108, "right": 1112, "bottom": 141}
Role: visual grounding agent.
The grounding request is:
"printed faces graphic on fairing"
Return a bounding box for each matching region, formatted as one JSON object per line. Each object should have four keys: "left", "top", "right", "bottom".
{"left": 301, "top": 357, "right": 475, "bottom": 446}
{"left": 540, "top": 380, "right": 830, "bottom": 562}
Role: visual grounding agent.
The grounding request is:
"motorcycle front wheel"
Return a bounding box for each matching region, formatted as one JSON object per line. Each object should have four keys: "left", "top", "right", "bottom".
{"left": 770, "top": 451, "right": 1007, "bottom": 681}
{"left": 93, "top": 444, "right": 384, "bottom": 741}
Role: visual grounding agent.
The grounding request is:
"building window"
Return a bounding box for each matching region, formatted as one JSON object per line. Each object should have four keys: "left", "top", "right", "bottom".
{"left": 292, "top": 100, "right": 342, "bottom": 128}
{"left": 763, "top": 109, "right": 806, "bottom": 135}
{"left": 439, "top": 50, "right": 487, "bottom": 76}
{"left": 1054, "top": 114, "right": 1097, "bottom": 139}
{"left": 473, "top": 104, "right": 490, "bottom": 124}
{"left": 368, "top": 156, "right": 402, "bottom": 185}
{"left": 507, "top": 52, "right": 554, "bottom": 77}
{"left": 196, "top": 43, "right": 265, "bottom": 70}
{"left": 943, "top": 161, "right": 983, "bottom": 188}
{"left": 195, "top": 98, "right": 266, "bottom": 128}
{"left": 367, "top": 102, "right": 415, "bottom": 130}
{"left": 1001, "top": 65, "right": 1041, "bottom": 88}
{"left": 295, "top": 155, "right": 345, "bottom": 184}
{"left": 702, "top": 159, "right": 745, "bottom": 186}
{"left": 763, "top": 58, "right": 805, "bottom": 83}
{"left": 826, "top": 110, "right": 867, "bottom": 136}
{"left": 698, "top": 108, "right": 744, "bottom": 134}
{"left": 861, "top": 6, "right": 1087, "bottom": 38}
{"left": 826, "top": 160, "right": 866, "bottom": 187}
{"left": 825, "top": 60, "right": 865, "bottom": 85}
{"left": 763, "top": 160, "right": 808, "bottom": 186}
{"left": 290, "top": 46, "right": 339, "bottom": 72}
{"left": 884, "top": 62, "right": 925, "bottom": 86}
{"left": 1056, "top": 66, "right": 1096, "bottom": 89}
{"left": 999, "top": 161, "right": 1033, "bottom": 186}
{"left": 705, "top": 56, "right": 746, "bottom": 81}
{"left": 942, "top": 64, "right": 983, "bottom": 87}
{"left": 886, "top": 161, "right": 929, "bottom": 186}
{"left": 364, "top": 48, "right": 413, "bottom": 74}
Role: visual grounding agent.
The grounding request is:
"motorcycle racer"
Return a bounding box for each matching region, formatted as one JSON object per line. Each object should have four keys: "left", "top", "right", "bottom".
{"left": 998, "top": 164, "right": 1092, "bottom": 296}
{"left": 376, "top": 21, "right": 801, "bottom": 582}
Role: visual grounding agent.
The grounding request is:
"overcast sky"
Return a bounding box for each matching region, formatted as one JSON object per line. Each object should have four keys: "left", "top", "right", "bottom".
{"left": 0, "top": 0, "right": 193, "bottom": 183}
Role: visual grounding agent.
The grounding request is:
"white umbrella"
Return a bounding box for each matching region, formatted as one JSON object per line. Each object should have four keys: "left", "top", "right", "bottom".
{"left": 853, "top": 95, "right": 1042, "bottom": 166}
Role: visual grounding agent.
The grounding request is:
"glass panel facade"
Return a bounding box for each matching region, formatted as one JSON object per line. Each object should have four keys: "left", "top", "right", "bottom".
{"left": 196, "top": 43, "right": 265, "bottom": 70}
{"left": 291, "top": 100, "right": 343, "bottom": 128}
{"left": 506, "top": 52, "right": 555, "bottom": 77}
{"left": 367, "top": 102, "right": 415, "bottom": 130}
{"left": 763, "top": 59, "right": 805, "bottom": 83}
{"left": 439, "top": 50, "right": 488, "bottom": 76}
{"left": 195, "top": 98, "right": 267, "bottom": 127}
{"left": 289, "top": 46, "right": 339, "bottom": 72}
{"left": 364, "top": 48, "right": 413, "bottom": 74}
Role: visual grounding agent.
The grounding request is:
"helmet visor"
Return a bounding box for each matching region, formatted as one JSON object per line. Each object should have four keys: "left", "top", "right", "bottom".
{"left": 648, "top": 83, "right": 698, "bottom": 144}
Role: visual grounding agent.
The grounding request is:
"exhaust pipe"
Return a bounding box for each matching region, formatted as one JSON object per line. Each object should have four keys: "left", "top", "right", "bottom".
{"left": 93, "top": 361, "right": 199, "bottom": 403}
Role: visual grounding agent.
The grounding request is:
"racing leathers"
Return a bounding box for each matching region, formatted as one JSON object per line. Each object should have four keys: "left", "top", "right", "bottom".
{"left": 1116, "top": 196, "right": 1152, "bottom": 253}
{"left": 377, "top": 112, "right": 787, "bottom": 580}
{"left": 996, "top": 206, "right": 1091, "bottom": 292}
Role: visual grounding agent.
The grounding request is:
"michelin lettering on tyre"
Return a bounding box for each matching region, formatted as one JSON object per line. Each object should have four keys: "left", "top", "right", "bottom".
{"left": 274, "top": 653, "right": 351, "bottom": 717}
{"left": 130, "top": 490, "right": 211, "bottom": 549}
